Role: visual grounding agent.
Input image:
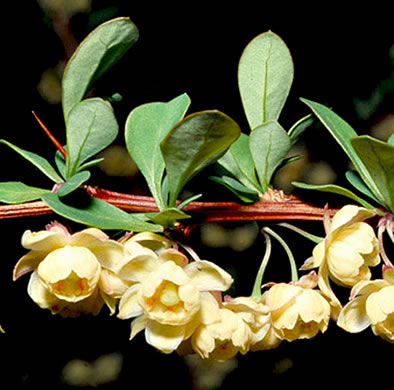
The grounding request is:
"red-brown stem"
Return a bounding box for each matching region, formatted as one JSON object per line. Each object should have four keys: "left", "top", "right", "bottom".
{"left": 0, "top": 186, "right": 338, "bottom": 226}
{"left": 85, "top": 185, "right": 339, "bottom": 220}
{"left": 32, "top": 111, "right": 67, "bottom": 158}
{"left": 0, "top": 185, "right": 339, "bottom": 227}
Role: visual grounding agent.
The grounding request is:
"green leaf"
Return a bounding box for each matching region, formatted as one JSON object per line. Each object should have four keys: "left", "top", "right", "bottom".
{"left": 249, "top": 121, "right": 291, "bottom": 192}
{"left": 0, "top": 140, "right": 63, "bottom": 183}
{"left": 238, "top": 31, "right": 293, "bottom": 130}
{"left": 0, "top": 182, "right": 50, "bottom": 204}
{"left": 65, "top": 98, "right": 118, "bottom": 178}
{"left": 288, "top": 113, "right": 314, "bottom": 144}
{"left": 388, "top": 134, "right": 394, "bottom": 146}
{"left": 41, "top": 192, "right": 162, "bottom": 232}
{"left": 292, "top": 181, "right": 379, "bottom": 211}
{"left": 351, "top": 135, "right": 394, "bottom": 212}
{"left": 125, "top": 93, "right": 191, "bottom": 209}
{"left": 217, "top": 149, "right": 259, "bottom": 192}
{"left": 54, "top": 149, "right": 66, "bottom": 180}
{"left": 209, "top": 175, "right": 260, "bottom": 203}
{"left": 62, "top": 17, "right": 139, "bottom": 118}
{"left": 147, "top": 208, "right": 191, "bottom": 228}
{"left": 227, "top": 133, "right": 262, "bottom": 191}
{"left": 300, "top": 98, "right": 381, "bottom": 200}
{"left": 160, "top": 111, "right": 241, "bottom": 207}
{"left": 345, "top": 170, "right": 381, "bottom": 204}
{"left": 57, "top": 171, "right": 91, "bottom": 197}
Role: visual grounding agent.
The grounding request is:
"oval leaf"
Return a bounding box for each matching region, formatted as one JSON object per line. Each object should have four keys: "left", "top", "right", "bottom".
{"left": 0, "top": 140, "right": 63, "bottom": 183}
{"left": 351, "top": 135, "right": 394, "bottom": 212}
{"left": 345, "top": 170, "right": 381, "bottom": 204}
{"left": 228, "top": 133, "right": 262, "bottom": 192}
{"left": 160, "top": 111, "right": 241, "bottom": 207}
{"left": 0, "top": 182, "right": 50, "bottom": 204}
{"left": 292, "top": 181, "right": 379, "bottom": 212}
{"left": 62, "top": 17, "right": 139, "bottom": 118}
{"left": 65, "top": 98, "right": 118, "bottom": 178}
{"left": 125, "top": 93, "right": 191, "bottom": 209}
{"left": 238, "top": 31, "right": 293, "bottom": 130}
{"left": 249, "top": 120, "right": 291, "bottom": 192}
{"left": 57, "top": 171, "right": 91, "bottom": 197}
{"left": 300, "top": 98, "right": 382, "bottom": 201}
{"left": 41, "top": 192, "right": 162, "bottom": 232}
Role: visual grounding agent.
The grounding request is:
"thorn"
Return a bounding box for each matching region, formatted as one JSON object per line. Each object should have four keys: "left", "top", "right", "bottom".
{"left": 32, "top": 111, "right": 67, "bottom": 158}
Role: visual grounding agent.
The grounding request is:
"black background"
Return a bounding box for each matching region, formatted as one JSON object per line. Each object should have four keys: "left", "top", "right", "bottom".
{"left": 1, "top": 2, "right": 393, "bottom": 388}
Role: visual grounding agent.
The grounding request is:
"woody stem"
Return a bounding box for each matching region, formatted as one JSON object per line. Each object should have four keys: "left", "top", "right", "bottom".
{"left": 0, "top": 185, "right": 339, "bottom": 225}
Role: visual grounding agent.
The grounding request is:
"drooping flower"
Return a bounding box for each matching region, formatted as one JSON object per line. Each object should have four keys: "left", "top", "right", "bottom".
{"left": 191, "top": 303, "right": 251, "bottom": 361}
{"left": 338, "top": 266, "right": 394, "bottom": 342}
{"left": 301, "top": 205, "right": 380, "bottom": 319}
{"left": 222, "top": 296, "right": 278, "bottom": 350}
{"left": 117, "top": 242, "right": 234, "bottom": 354}
{"left": 14, "top": 222, "right": 130, "bottom": 317}
{"left": 261, "top": 272, "right": 331, "bottom": 342}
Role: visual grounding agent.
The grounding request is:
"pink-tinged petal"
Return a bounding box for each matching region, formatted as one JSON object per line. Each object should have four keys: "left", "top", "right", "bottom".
{"left": 350, "top": 279, "right": 388, "bottom": 299}
{"left": 13, "top": 250, "right": 46, "bottom": 280}
{"left": 185, "top": 260, "right": 233, "bottom": 292}
{"left": 45, "top": 221, "right": 70, "bottom": 236}
{"left": 21, "top": 229, "right": 68, "bottom": 251}
{"left": 99, "top": 269, "right": 113, "bottom": 295}
{"left": 118, "top": 284, "right": 143, "bottom": 320}
{"left": 297, "top": 271, "right": 319, "bottom": 289}
{"left": 144, "top": 320, "right": 185, "bottom": 354}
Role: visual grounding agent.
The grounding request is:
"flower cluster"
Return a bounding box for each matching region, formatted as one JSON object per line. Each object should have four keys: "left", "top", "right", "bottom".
{"left": 13, "top": 204, "right": 391, "bottom": 359}
{"left": 300, "top": 205, "right": 394, "bottom": 343}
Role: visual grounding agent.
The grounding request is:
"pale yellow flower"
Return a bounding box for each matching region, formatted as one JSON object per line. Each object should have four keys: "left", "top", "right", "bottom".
{"left": 338, "top": 266, "right": 394, "bottom": 342}
{"left": 117, "top": 246, "right": 233, "bottom": 353}
{"left": 191, "top": 304, "right": 251, "bottom": 361}
{"left": 301, "top": 205, "right": 380, "bottom": 319}
{"left": 14, "top": 222, "right": 129, "bottom": 317}
{"left": 222, "top": 296, "right": 276, "bottom": 350}
{"left": 261, "top": 272, "right": 331, "bottom": 342}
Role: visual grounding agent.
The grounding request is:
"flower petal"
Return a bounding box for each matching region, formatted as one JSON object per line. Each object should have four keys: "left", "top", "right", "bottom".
{"left": 335, "top": 222, "right": 377, "bottom": 255}
{"left": 145, "top": 320, "right": 185, "bottom": 353}
{"left": 27, "top": 271, "right": 59, "bottom": 309}
{"left": 330, "top": 205, "right": 375, "bottom": 232}
{"left": 21, "top": 229, "right": 68, "bottom": 251}
{"left": 117, "top": 243, "right": 160, "bottom": 282}
{"left": 337, "top": 295, "right": 371, "bottom": 333}
{"left": 13, "top": 250, "right": 47, "bottom": 280}
{"left": 366, "top": 286, "right": 394, "bottom": 324}
{"left": 130, "top": 315, "right": 148, "bottom": 340}
{"left": 118, "top": 284, "right": 143, "bottom": 319}
{"left": 185, "top": 260, "right": 233, "bottom": 291}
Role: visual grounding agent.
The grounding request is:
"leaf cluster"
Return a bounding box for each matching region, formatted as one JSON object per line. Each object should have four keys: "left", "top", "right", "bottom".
{"left": 0, "top": 17, "right": 392, "bottom": 233}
